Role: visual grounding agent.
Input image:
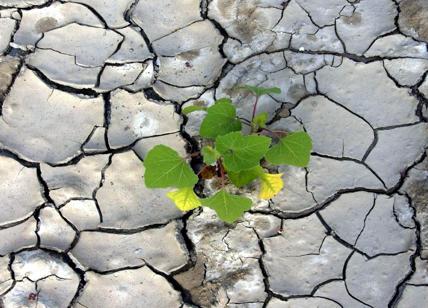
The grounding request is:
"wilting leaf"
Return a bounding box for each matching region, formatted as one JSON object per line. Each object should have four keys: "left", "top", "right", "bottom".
{"left": 167, "top": 187, "right": 201, "bottom": 211}
{"left": 259, "top": 173, "right": 284, "bottom": 200}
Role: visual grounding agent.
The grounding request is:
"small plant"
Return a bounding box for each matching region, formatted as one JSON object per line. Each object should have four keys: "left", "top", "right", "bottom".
{"left": 143, "top": 85, "right": 312, "bottom": 223}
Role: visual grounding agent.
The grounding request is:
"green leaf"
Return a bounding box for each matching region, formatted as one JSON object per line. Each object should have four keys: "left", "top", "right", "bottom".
{"left": 144, "top": 145, "right": 198, "bottom": 188}
{"left": 199, "top": 99, "right": 242, "bottom": 138}
{"left": 265, "top": 131, "right": 312, "bottom": 167}
{"left": 239, "top": 85, "right": 281, "bottom": 97}
{"left": 182, "top": 105, "right": 207, "bottom": 115}
{"left": 228, "top": 166, "right": 263, "bottom": 188}
{"left": 202, "top": 190, "right": 252, "bottom": 223}
{"left": 201, "top": 145, "right": 220, "bottom": 165}
{"left": 216, "top": 132, "right": 271, "bottom": 172}
{"left": 167, "top": 187, "right": 201, "bottom": 211}
{"left": 252, "top": 112, "right": 269, "bottom": 129}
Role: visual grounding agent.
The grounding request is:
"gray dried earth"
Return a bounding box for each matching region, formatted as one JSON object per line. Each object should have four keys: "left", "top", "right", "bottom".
{"left": 0, "top": 0, "right": 427, "bottom": 307}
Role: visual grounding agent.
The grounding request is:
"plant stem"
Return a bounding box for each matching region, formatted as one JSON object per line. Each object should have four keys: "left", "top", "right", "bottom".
{"left": 217, "top": 159, "right": 225, "bottom": 188}
{"left": 251, "top": 95, "right": 259, "bottom": 122}
{"left": 259, "top": 127, "right": 287, "bottom": 139}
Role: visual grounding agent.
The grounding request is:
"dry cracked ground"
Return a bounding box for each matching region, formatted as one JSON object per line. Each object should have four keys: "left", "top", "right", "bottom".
{"left": 0, "top": 0, "right": 427, "bottom": 307}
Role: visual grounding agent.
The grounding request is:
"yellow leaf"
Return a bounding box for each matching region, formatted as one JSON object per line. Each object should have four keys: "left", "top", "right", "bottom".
{"left": 259, "top": 173, "right": 284, "bottom": 200}
{"left": 167, "top": 187, "right": 202, "bottom": 211}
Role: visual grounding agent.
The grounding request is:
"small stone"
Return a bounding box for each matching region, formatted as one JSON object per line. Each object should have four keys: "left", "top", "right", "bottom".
{"left": 12, "top": 2, "right": 103, "bottom": 50}
{"left": 365, "top": 124, "right": 428, "bottom": 188}
{"left": 96, "top": 151, "right": 182, "bottom": 229}
{"left": 0, "top": 155, "right": 44, "bottom": 225}
{"left": 365, "top": 34, "right": 428, "bottom": 58}
{"left": 38, "top": 206, "right": 76, "bottom": 252}
{"left": 0, "top": 18, "right": 16, "bottom": 54}
{"left": 345, "top": 252, "right": 412, "bottom": 308}
{"left": 71, "top": 221, "right": 188, "bottom": 273}
{"left": 60, "top": 200, "right": 100, "bottom": 231}
{"left": 0, "top": 218, "right": 37, "bottom": 255}
{"left": 82, "top": 127, "right": 108, "bottom": 153}
{"left": 131, "top": 0, "right": 201, "bottom": 41}
{"left": 37, "top": 23, "right": 123, "bottom": 67}
{"left": 317, "top": 58, "right": 420, "bottom": 128}
{"left": 0, "top": 68, "right": 104, "bottom": 164}
{"left": 336, "top": 0, "right": 396, "bottom": 55}
{"left": 384, "top": 58, "right": 428, "bottom": 86}
{"left": 108, "top": 90, "right": 181, "bottom": 149}
{"left": 77, "top": 267, "right": 182, "bottom": 307}
{"left": 41, "top": 155, "right": 110, "bottom": 206}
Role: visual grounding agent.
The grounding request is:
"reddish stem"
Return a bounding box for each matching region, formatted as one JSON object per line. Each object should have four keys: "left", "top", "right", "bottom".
{"left": 251, "top": 95, "right": 259, "bottom": 122}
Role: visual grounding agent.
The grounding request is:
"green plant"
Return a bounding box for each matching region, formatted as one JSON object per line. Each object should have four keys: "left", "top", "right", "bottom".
{"left": 143, "top": 85, "right": 312, "bottom": 223}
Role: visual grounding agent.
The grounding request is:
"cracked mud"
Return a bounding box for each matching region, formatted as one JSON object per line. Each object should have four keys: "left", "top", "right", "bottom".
{"left": 0, "top": 0, "right": 427, "bottom": 307}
